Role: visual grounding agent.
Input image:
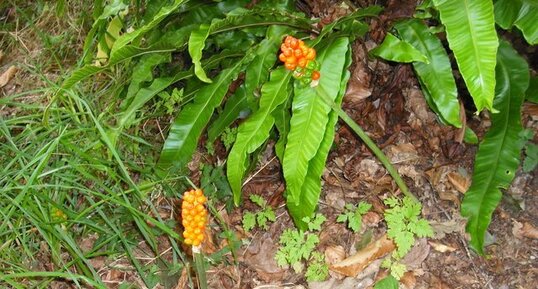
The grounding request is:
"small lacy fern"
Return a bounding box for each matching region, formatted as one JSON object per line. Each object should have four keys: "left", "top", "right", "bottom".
{"left": 380, "top": 196, "right": 433, "bottom": 282}
{"left": 275, "top": 214, "right": 327, "bottom": 278}
{"left": 337, "top": 201, "right": 372, "bottom": 233}
{"left": 242, "top": 194, "right": 275, "bottom": 232}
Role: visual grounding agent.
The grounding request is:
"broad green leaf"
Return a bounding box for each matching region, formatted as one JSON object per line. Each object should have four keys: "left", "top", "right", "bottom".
{"left": 526, "top": 76, "right": 538, "bottom": 103}
{"left": 433, "top": 0, "right": 498, "bottom": 112}
{"left": 227, "top": 68, "right": 292, "bottom": 205}
{"left": 110, "top": 0, "right": 186, "bottom": 57}
{"left": 395, "top": 19, "right": 461, "bottom": 128}
{"left": 124, "top": 53, "right": 171, "bottom": 105}
{"left": 461, "top": 40, "right": 529, "bottom": 255}
{"left": 207, "top": 85, "right": 249, "bottom": 142}
{"left": 188, "top": 23, "right": 212, "bottom": 83}
{"left": 158, "top": 57, "right": 250, "bottom": 172}
{"left": 286, "top": 37, "right": 351, "bottom": 227}
{"left": 514, "top": 2, "right": 538, "bottom": 44}
{"left": 273, "top": 95, "right": 292, "bottom": 162}
{"left": 371, "top": 33, "right": 428, "bottom": 63}
{"left": 283, "top": 83, "right": 327, "bottom": 205}
{"left": 494, "top": 0, "right": 522, "bottom": 29}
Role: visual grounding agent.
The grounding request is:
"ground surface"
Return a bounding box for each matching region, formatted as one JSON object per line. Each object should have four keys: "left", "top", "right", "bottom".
{"left": 1, "top": 1, "right": 537, "bottom": 289}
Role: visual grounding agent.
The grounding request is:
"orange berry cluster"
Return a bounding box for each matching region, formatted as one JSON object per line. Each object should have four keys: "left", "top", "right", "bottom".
{"left": 181, "top": 189, "right": 207, "bottom": 246}
{"left": 279, "top": 36, "right": 321, "bottom": 83}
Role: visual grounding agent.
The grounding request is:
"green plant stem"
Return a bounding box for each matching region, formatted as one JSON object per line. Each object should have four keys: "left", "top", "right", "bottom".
{"left": 316, "top": 86, "right": 418, "bottom": 202}
{"left": 193, "top": 249, "right": 207, "bottom": 289}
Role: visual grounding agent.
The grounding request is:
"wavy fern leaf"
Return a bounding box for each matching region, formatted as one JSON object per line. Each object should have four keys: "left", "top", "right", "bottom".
{"left": 158, "top": 57, "right": 250, "bottom": 172}
{"left": 227, "top": 68, "right": 292, "bottom": 204}
{"left": 494, "top": 0, "right": 522, "bottom": 29}
{"left": 370, "top": 33, "right": 428, "bottom": 63}
{"left": 189, "top": 23, "right": 212, "bottom": 83}
{"left": 110, "top": 0, "right": 186, "bottom": 57}
{"left": 395, "top": 19, "right": 461, "bottom": 127}
{"left": 286, "top": 37, "right": 351, "bottom": 228}
{"left": 283, "top": 37, "right": 350, "bottom": 206}
{"left": 207, "top": 85, "right": 249, "bottom": 142}
{"left": 461, "top": 40, "right": 529, "bottom": 255}
{"left": 273, "top": 96, "right": 292, "bottom": 163}
{"left": 514, "top": 2, "right": 538, "bottom": 44}
{"left": 433, "top": 0, "right": 498, "bottom": 112}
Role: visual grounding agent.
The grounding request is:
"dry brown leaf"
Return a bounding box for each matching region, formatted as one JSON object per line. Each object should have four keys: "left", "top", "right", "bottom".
{"left": 0, "top": 65, "right": 17, "bottom": 87}
{"left": 429, "top": 216, "right": 466, "bottom": 239}
{"left": 325, "top": 245, "right": 346, "bottom": 265}
{"left": 401, "top": 238, "right": 430, "bottom": 269}
{"left": 447, "top": 172, "right": 470, "bottom": 194}
{"left": 174, "top": 267, "right": 189, "bottom": 289}
{"left": 400, "top": 271, "right": 416, "bottom": 289}
{"left": 428, "top": 241, "right": 457, "bottom": 253}
{"left": 512, "top": 220, "right": 538, "bottom": 239}
{"left": 330, "top": 234, "right": 395, "bottom": 277}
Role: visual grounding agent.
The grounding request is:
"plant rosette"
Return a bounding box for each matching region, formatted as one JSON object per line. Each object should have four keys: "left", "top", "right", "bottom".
{"left": 279, "top": 35, "right": 321, "bottom": 87}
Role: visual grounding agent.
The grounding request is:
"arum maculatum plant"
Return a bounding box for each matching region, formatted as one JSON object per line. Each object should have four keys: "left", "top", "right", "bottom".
{"left": 57, "top": 0, "right": 417, "bottom": 231}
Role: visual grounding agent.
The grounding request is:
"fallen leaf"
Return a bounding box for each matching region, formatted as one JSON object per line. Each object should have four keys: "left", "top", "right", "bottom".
{"left": 330, "top": 234, "right": 395, "bottom": 277}
{"left": 401, "top": 238, "right": 430, "bottom": 269}
{"left": 430, "top": 275, "right": 451, "bottom": 289}
{"left": 0, "top": 65, "right": 17, "bottom": 87}
{"left": 325, "top": 245, "right": 346, "bottom": 265}
{"left": 400, "top": 271, "right": 416, "bottom": 289}
{"left": 243, "top": 236, "right": 285, "bottom": 282}
{"left": 447, "top": 171, "right": 470, "bottom": 194}
{"left": 512, "top": 220, "right": 538, "bottom": 239}
{"left": 428, "top": 241, "right": 457, "bottom": 253}
{"left": 429, "top": 216, "right": 466, "bottom": 239}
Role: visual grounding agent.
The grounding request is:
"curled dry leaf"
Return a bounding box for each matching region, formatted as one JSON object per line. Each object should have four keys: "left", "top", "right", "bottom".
{"left": 325, "top": 245, "right": 346, "bottom": 265}
{"left": 447, "top": 171, "right": 471, "bottom": 194}
{"left": 428, "top": 241, "right": 457, "bottom": 253}
{"left": 401, "top": 238, "right": 430, "bottom": 270}
{"left": 512, "top": 220, "right": 538, "bottom": 239}
{"left": 0, "top": 65, "right": 17, "bottom": 87}
{"left": 330, "top": 234, "right": 395, "bottom": 277}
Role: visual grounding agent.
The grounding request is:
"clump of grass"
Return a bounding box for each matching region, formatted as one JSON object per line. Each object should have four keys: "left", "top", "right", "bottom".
{"left": 0, "top": 1, "right": 190, "bottom": 288}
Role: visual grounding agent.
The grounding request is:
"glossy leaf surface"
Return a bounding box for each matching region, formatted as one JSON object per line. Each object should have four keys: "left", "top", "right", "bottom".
{"left": 371, "top": 33, "right": 428, "bottom": 63}
{"left": 395, "top": 19, "right": 461, "bottom": 127}
{"left": 433, "top": 0, "right": 498, "bottom": 112}
{"left": 461, "top": 41, "right": 529, "bottom": 254}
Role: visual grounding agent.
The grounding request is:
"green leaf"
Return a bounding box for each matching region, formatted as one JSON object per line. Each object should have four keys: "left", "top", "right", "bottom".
{"left": 371, "top": 33, "right": 429, "bottom": 63}
{"left": 523, "top": 143, "right": 538, "bottom": 172}
{"left": 374, "top": 275, "right": 399, "bottom": 289}
{"left": 494, "top": 0, "right": 522, "bottom": 29}
{"left": 249, "top": 194, "right": 266, "bottom": 208}
{"left": 395, "top": 19, "right": 461, "bottom": 127}
{"left": 207, "top": 85, "right": 249, "bottom": 142}
{"left": 286, "top": 37, "right": 351, "bottom": 228}
{"left": 514, "top": 2, "right": 538, "bottom": 44}
{"left": 124, "top": 53, "right": 171, "bottom": 103}
{"left": 242, "top": 212, "right": 256, "bottom": 232}
{"left": 357, "top": 201, "right": 372, "bottom": 214}
{"left": 526, "top": 76, "right": 538, "bottom": 103}
{"left": 273, "top": 95, "right": 292, "bottom": 162}
{"left": 464, "top": 127, "right": 479, "bottom": 144}
{"left": 227, "top": 68, "right": 292, "bottom": 205}
{"left": 461, "top": 40, "right": 529, "bottom": 255}
{"left": 158, "top": 57, "right": 249, "bottom": 172}
{"left": 110, "top": 0, "right": 186, "bottom": 57}
{"left": 188, "top": 23, "right": 212, "bottom": 83}
{"left": 433, "top": 0, "right": 498, "bottom": 112}
{"left": 283, "top": 37, "right": 349, "bottom": 206}
{"left": 336, "top": 213, "right": 349, "bottom": 223}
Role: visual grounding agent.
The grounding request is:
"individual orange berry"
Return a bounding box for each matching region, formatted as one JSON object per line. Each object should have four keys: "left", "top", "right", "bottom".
{"left": 196, "top": 195, "right": 207, "bottom": 204}
{"left": 285, "top": 62, "right": 296, "bottom": 70}
{"left": 312, "top": 71, "right": 321, "bottom": 80}
{"left": 194, "top": 189, "right": 203, "bottom": 196}
{"left": 297, "top": 58, "right": 307, "bottom": 68}
{"left": 192, "top": 240, "right": 200, "bottom": 246}
{"left": 195, "top": 204, "right": 205, "bottom": 212}
{"left": 298, "top": 39, "right": 305, "bottom": 48}
{"left": 283, "top": 48, "right": 293, "bottom": 57}
{"left": 197, "top": 221, "right": 206, "bottom": 229}
{"left": 194, "top": 228, "right": 201, "bottom": 235}
{"left": 289, "top": 38, "right": 298, "bottom": 49}
{"left": 285, "top": 55, "right": 296, "bottom": 64}
{"left": 306, "top": 48, "right": 316, "bottom": 60}
{"left": 294, "top": 49, "right": 303, "bottom": 58}
{"left": 284, "top": 36, "right": 293, "bottom": 47}
{"left": 279, "top": 53, "right": 287, "bottom": 62}
{"left": 185, "top": 238, "right": 193, "bottom": 245}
